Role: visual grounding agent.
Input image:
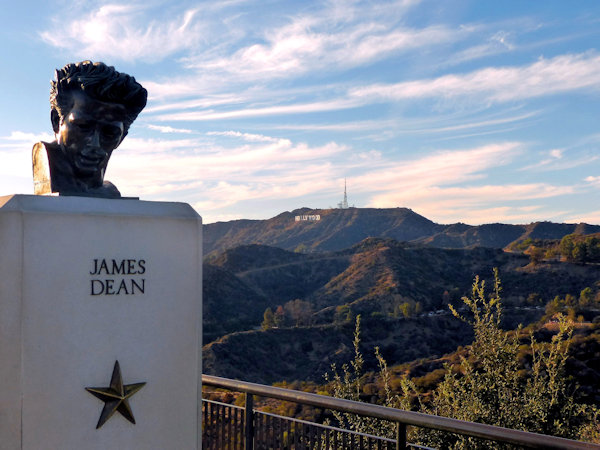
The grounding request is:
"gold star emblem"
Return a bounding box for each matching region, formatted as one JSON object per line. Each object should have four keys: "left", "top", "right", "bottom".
{"left": 85, "top": 360, "right": 146, "bottom": 429}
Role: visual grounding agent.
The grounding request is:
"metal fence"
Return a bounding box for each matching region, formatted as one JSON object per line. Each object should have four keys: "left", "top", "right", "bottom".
{"left": 202, "top": 374, "right": 600, "bottom": 450}
{"left": 203, "top": 398, "right": 415, "bottom": 449}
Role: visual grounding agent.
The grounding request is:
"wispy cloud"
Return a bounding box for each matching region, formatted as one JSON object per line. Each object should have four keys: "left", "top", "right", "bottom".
{"left": 352, "top": 142, "right": 522, "bottom": 192}
{"left": 373, "top": 183, "right": 574, "bottom": 207}
{"left": 107, "top": 133, "right": 347, "bottom": 202}
{"left": 350, "top": 52, "right": 600, "bottom": 103}
{"left": 206, "top": 131, "right": 282, "bottom": 143}
{"left": 430, "top": 206, "right": 571, "bottom": 226}
{"left": 149, "top": 52, "right": 600, "bottom": 124}
{"left": 1, "top": 131, "right": 54, "bottom": 143}
{"left": 407, "top": 111, "right": 539, "bottom": 134}
{"left": 585, "top": 176, "right": 600, "bottom": 187}
{"left": 354, "top": 142, "right": 579, "bottom": 224}
{"left": 147, "top": 124, "right": 192, "bottom": 134}
{"left": 187, "top": 23, "right": 457, "bottom": 79}
{"left": 154, "top": 98, "right": 362, "bottom": 121}
{"left": 565, "top": 209, "right": 600, "bottom": 225}
{"left": 520, "top": 151, "right": 599, "bottom": 172}
{"left": 181, "top": 0, "right": 455, "bottom": 80}
{"left": 40, "top": 4, "right": 206, "bottom": 62}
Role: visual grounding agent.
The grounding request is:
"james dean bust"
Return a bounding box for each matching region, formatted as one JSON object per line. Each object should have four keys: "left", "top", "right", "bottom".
{"left": 33, "top": 61, "right": 147, "bottom": 198}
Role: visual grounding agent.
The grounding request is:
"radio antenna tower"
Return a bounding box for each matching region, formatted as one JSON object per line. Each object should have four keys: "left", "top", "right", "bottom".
{"left": 338, "top": 178, "right": 349, "bottom": 209}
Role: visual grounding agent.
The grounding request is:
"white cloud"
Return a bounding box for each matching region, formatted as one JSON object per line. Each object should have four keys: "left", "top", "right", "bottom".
{"left": 351, "top": 143, "right": 521, "bottom": 193}
{"left": 147, "top": 124, "right": 192, "bottom": 134}
{"left": 520, "top": 153, "right": 599, "bottom": 172}
{"left": 206, "top": 131, "right": 282, "bottom": 143}
{"left": 564, "top": 207, "right": 600, "bottom": 225}
{"left": 40, "top": 4, "right": 206, "bottom": 62}
{"left": 427, "top": 206, "right": 570, "bottom": 226}
{"left": 192, "top": 23, "right": 455, "bottom": 79}
{"left": 181, "top": 1, "right": 453, "bottom": 79}
{"left": 0, "top": 132, "right": 54, "bottom": 191}
{"left": 407, "top": 111, "right": 539, "bottom": 134}
{"left": 150, "top": 52, "right": 600, "bottom": 123}
{"left": 350, "top": 52, "right": 600, "bottom": 103}
{"left": 549, "top": 149, "right": 563, "bottom": 159}
{"left": 349, "top": 142, "right": 578, "bottom": 224}
{"left": 107, "top": 135, "right": 347, "bottom": 201}
{"left": 1, "top": 131, "right": 54, "bottom": 143}
{"left": 371, "top": 184, "right": 573, "bottom": 209}
{"left": 154, "top": 98, "right": 362, "bottom": 121}
{"left": 585, "top": 176, "right": 600, "bottom": 187}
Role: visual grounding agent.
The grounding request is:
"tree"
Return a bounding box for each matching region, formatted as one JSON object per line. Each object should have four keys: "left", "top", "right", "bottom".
{"left": 579, "top": 287, "right": 593, "bottom": 307}
{"left": 284, "top": 299, "right": 313, "bottom": 326}
{"left": 585, "top": 237, "right": 600, "bottom": 262}
{"left": 418, "top": 269, "right": 593, "bottom": 448}
{"left": 573, "top": 242, "right": 588, "bottom": 263}
{"left": 415, "top": 301, "right": 422, "bottom": 315}
{"left": 560, "top": 234, "right": 575, "bottom": 261}
{"left": 526, "top": 292, "right": 542, "bottom": 305}
{"left": 528, "top": 245, "right": 545, "bottom": 265}
{"left": 334, "top": 305, "right": 353, "bottom": 323}
{"left": 261, "top": 307, "right": 275, "bottom": 330}
{"left": 274, "top": 305, "right": 286, "bottom": 327}
{"left": 397, "top": 302, "right": 413, "bottom": 318}
{"left": 442, "top": 290, "right": 451, "bottom": 306}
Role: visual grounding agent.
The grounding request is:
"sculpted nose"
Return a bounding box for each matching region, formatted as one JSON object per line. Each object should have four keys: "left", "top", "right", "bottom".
{"left": 89, "top": 130, "right": 101, "bottom": 148}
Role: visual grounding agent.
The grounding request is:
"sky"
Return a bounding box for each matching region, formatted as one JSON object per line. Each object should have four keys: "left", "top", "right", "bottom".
{"left": 0, "top": 0, "right": 599, "bottom": 225}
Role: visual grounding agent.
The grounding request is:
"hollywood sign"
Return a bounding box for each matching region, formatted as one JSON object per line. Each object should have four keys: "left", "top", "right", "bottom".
{"left": 295, "top": 215, "right": 321, "bottom": 222}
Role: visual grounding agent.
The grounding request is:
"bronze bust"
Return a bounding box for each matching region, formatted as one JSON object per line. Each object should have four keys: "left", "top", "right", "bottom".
{"left": 33, "top": 61, "right": 147, "bottom": 198}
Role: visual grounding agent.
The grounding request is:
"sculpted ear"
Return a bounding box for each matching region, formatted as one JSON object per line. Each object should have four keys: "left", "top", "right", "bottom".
{"left": 51, "top": 109, "right": 61, "bottom": 134}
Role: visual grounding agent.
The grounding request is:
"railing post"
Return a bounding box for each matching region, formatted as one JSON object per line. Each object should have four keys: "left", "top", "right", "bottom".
{"left": 245, "top": 394, "right": 255, "bottom": 450}
{"left": 396, "top": 422, "right": 407, "bottom": 450}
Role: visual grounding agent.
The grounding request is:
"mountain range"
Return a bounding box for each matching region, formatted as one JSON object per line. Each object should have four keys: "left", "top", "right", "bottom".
{"left": 201, "top": 207, "right": 600, "bottom": 384}
{"left": 203, "top": 207, "right": 600, "bottom": 255}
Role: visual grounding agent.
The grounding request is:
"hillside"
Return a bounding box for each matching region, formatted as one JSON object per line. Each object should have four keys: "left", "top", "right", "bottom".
{"left": 203, "top": 315, "right": 471, "bottom": 384}
{"left": 206, "top": 239, "right": 599, "bottom": 327}
{"left": 203, "top": 263, "right": 269, "bottom": 342}
{"left": 203, "top": 208, "right": 600, "bottom": 254}
{"left": 202, "top": 238, "right": 600, "bottom": 382}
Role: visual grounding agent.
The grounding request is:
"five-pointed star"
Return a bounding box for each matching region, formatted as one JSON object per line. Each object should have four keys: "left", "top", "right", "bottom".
{"left": 85, "top": 360, "right": 146, "bottom": 429}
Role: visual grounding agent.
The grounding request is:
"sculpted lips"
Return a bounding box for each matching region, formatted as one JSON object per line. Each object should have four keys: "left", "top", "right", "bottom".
{"left": 76, "top": 150, "right": 107, "bottom": 171}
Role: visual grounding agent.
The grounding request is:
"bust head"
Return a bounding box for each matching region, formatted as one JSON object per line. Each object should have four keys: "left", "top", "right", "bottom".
{"left": 49, "top": 61, "right": 147, "bottom": 183}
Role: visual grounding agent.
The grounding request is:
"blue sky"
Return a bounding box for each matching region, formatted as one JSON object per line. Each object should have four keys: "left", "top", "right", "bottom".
{"left": 1, "top": 0, "right": 599, "bottom": 225}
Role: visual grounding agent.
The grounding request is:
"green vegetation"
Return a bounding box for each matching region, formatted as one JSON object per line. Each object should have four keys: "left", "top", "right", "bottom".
{"left": 261, "top": 307, "right": 275, "bottom": 330}
{"left": 544, "top": 286, "right": 600, "bottom": 323}
{"left": 560, "top": 234, "right": 600, "bottom": 263}
{"left": 513, "top": 233, "right": 600, "bottom": 265}
{"left": 324, "top": 316, "right": 413, "bottom": 438}
{"left": 418, "top": 270, "right": 597, "bottom": 447}
{"left": 262, "top": 299, "right": 314, "bottom": 329}
{"left": 325, "top": 270, "right": 600, "bottom": 447}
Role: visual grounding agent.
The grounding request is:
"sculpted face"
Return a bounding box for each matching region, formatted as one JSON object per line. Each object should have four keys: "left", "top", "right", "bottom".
{"left": 55, "top": 90, "right": 126, "bottom": 178}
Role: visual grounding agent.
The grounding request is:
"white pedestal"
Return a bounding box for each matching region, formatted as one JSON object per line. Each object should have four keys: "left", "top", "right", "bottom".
{"left": 0, "top": 195, "right": 202, "bottom": 449}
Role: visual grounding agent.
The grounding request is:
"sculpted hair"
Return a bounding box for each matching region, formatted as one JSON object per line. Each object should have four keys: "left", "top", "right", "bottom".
{"left": 50, "top": 61, "right": 147, "bottom": 129}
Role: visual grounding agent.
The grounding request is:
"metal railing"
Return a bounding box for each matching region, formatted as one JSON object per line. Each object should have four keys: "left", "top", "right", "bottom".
{"left": 202, "top": 374, "right": 600, "bottom": 450}
{"left": 202, "top": 399, "right": 412, "bottom": 449}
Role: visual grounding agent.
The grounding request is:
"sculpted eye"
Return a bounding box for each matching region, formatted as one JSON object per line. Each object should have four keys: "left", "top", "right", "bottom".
{"left": 102, "top": 125, "right": 122, "bottom": 139}
{"left": 74, "top": 121, "right": 93, "bottom": 131}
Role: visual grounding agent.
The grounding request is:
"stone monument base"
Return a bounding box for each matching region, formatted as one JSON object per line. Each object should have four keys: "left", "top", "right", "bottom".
{"left": 0, "top": 195, "right": 202, "bottom": 449}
